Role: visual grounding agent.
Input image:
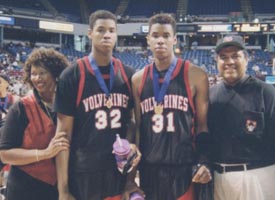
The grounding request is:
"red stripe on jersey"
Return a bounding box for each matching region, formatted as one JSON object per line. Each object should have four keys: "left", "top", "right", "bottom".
{"left": 183, "top": 60, "right": 196, "bottom": 137}
{"left": 172, "top": 58, "right": 183, "bottom": 79}
{"left": 112, "top": 57, "right": 119, "bottom": 74}
{"left": 83, "top": 56, "right": 94, "bottom": 75}
{"left": 149, "top": 62, "right": 153, "bottom": 80}
{"left": 138, "top": 65, "right": 150, "bottom": 97}
{"left": 102, "top": 74, "right": 110, "bottom": 79}
{"left": 104, "top": 195, "right": 121, "bottom": 200}
{"left": 116, "top": 58, "right": 131, "bottom": 94}
{"left": 76, "top": 59, "right": 85, "bottom": 107}
{"left": 177, "top": 183, "right": 194, "bottom": 200}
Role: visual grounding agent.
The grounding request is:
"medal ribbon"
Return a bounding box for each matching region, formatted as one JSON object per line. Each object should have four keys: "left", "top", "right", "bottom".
{"left": 88, "top": 54, "right": 114, "bottom": 98}
{"left": 153, "top": 58, "right": 177, "bottom": 104}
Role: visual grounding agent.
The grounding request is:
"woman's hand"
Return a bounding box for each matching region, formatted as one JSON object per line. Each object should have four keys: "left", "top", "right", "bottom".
{"left": 43, "top": 131, "right": 70, "bottom": 159}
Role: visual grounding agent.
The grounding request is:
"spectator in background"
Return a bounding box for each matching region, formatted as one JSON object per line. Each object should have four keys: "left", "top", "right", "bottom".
{"left": 191, "top": 40, "right": 198, "bottom": 51}
{"left": 209, "top": 35, "right": 275, "bottom": 200}
{"left": 0, "top": 74, "right": 20, "bottom": 126}
{"left": 0, "top": 48, "right": 70, "bottom": 200}
{"left": 208, "top": 75, "right": 216, "bottom": 87}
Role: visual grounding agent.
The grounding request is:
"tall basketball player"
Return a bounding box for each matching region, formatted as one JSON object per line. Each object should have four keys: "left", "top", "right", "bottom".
{"left": 54, "top": 10, "right": 142, "bottom": 200}
{"left": 132, "top": 13, "right": 212, "bottom": 200}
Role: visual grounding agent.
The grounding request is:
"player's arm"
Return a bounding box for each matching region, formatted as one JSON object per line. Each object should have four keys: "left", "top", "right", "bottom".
{"left": 189, "top": 64, "right": 212, "bottom": 184}
{"left": 55, "top": 113, "right": 75, "bottom": 200}
{"left": 189, "top": 64, "right": 209, "bottom": 134}
{"left": 131, "top": 70, "right": 144, "bottom": 149}
{"left": 121, "top": 70, "right": 145, "bottom": 200}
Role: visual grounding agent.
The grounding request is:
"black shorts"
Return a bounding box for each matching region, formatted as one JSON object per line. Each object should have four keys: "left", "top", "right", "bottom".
{"left": 139, "top": 164, "right": 194, "bottom": 200}
{"left": 70, "top": 167, "right": 127, "bottom": 200}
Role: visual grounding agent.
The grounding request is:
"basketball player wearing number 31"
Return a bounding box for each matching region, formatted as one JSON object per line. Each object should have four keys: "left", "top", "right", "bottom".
{"left": 132, "top": 13, "right": 212, "bottom": 200}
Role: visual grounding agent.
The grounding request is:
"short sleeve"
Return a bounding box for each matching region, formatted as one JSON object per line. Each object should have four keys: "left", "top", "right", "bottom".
{"left": 0, "top": 101, "right": 28, "bottom": 149}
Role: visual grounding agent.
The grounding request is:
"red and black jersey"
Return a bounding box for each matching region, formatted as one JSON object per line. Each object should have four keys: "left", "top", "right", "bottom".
{"left": 55, "top": 56, "right": 134, "bottom": 172}
{"left": 138, "top": 58, "right": 196, "bottom": 165}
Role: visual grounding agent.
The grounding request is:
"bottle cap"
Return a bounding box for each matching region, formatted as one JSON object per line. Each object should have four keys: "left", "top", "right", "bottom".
{"left": 113, "top": 134, "right": 131, "bottom": 156}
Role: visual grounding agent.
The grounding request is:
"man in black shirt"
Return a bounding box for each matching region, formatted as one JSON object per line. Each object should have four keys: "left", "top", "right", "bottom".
{"left": 208, "top": 35, "right": 275, "bottom": 200}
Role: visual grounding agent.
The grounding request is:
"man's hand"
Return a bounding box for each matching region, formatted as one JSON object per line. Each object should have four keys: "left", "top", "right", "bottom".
{"left": 192, "top": 164, "right": 212, "bottom": 184}
{"left": 129, "top": 144, "right": 141, "bottom": 168}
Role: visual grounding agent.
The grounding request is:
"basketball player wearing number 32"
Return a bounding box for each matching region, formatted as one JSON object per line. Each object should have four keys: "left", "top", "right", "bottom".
{"left": 54, "top": 10, "right": 143, "bottom": 200}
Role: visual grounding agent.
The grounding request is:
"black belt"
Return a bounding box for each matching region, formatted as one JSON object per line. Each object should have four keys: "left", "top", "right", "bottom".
{"left": 213, "top": 161, "right": 274, "bottom": 173}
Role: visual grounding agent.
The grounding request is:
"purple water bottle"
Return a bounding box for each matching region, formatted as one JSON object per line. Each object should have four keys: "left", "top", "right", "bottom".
{"left": 113, "top": 134, "right": 136, "bottom": 174}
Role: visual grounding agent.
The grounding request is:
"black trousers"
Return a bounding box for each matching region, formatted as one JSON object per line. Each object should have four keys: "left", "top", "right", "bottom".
{"left": 6, "top": 166, "right": 58, "bottom": 200}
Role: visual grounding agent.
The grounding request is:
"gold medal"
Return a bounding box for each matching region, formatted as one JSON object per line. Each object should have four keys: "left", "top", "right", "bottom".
{"left": 154, "top": 104, "right": 163, "bottom": 115}
{"left": 106, "top": 98, "right": 113, "bottom": 109}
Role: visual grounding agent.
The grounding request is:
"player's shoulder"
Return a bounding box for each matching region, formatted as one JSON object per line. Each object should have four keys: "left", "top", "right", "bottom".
{"left": 59, "top": 61, "right": 80, "bottom": 80}
{"left": 188, "top": 62, "right": 207, "bottom": 76}
{"left": 187, "top": 61, "right": 208, "bottom": 84}
{"left": 122, "top": 64, "right": 135, "bottom": 77}
{"left": 113, "top": 57, "right": 135, "bottom": 76}
{"left": 131, "top": 67, "right": 149, "bottom": 92}
{"left": 132, "top": 67, "right": 147, "bottom": 83}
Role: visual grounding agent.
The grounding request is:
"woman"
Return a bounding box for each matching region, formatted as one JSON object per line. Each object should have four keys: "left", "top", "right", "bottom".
{"left": 0, "top": 48, "right": 70, "bottom": 200}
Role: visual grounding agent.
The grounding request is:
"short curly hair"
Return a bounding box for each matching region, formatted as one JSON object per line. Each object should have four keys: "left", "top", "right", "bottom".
{"left": 89, "top": 10, "right": 117, "bottom": 30}
{"left": 148, "top": 13, "right": 176, "bottom": 36}
{"left": 24, "top": 47, "right": 69, "bottom": 87}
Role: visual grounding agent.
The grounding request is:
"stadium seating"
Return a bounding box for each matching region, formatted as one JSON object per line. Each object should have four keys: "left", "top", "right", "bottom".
{"left": 48, "top": 0, "right": 81, "bottom": 22}
{"left": 187, "top": 0, "right": 241, "bottom": 15}
{"left": 0, "top": 0, "right": 274, "bottom": 82}
{"left": 251, "top": 0, "right": 275, "bottom": 14}
{"left": 124, "top": 0, "right": 178, "bottom": 17}
{"left": 86, "top": 0, "right": 121, "bottom": 14}
{"left": 113, "top": 51, "right": 150, "bottom": 70}
{"left": 0, "top": 0, "right": 47, "bottom": 11}
{"left": 2, "top": 44, "right": 273, "bottom": 76}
